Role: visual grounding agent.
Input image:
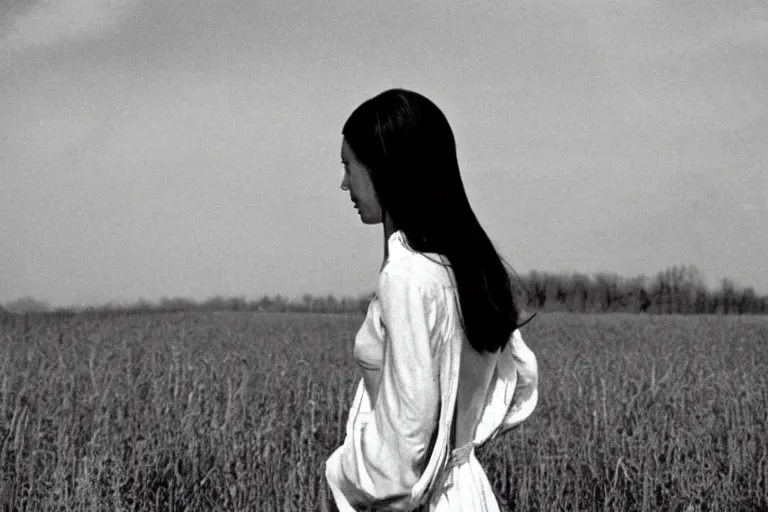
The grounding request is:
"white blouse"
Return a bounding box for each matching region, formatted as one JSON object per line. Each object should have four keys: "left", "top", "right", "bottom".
{"left": 325, "top": 231, "right": 539, "bottom": 511}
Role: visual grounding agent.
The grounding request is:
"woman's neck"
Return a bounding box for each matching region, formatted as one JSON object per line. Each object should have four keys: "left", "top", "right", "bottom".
{"left": 382, "top": 212, "right": 396, "bottom": 268}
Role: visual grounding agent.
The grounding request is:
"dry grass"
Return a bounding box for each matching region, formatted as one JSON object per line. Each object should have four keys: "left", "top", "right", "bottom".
{"left": 0, "top": 312, "right": 766, "bottom": 511}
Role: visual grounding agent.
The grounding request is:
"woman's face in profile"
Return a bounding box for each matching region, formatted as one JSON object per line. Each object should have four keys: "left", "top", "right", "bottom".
{"left": 340, "top": 138, "right": 382, "bottom": 225}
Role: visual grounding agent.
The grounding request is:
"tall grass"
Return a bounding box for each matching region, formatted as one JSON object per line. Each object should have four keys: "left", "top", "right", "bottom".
{"left": 0, "top": 312, "right": 766, "bottom": 511}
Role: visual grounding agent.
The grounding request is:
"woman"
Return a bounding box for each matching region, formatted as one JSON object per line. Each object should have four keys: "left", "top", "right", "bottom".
{"left": 326, "top": 89, "right": 539, "bottom": 511}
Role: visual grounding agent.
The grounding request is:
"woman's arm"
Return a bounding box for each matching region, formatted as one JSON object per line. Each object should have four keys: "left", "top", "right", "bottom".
{"left": 327, "top": 265, "right": 442, "bottom": 510}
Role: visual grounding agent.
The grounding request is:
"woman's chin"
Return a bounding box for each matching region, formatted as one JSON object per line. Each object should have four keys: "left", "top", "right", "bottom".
{"left": 355, "top": 208, "right": 382, "bottom": 225}
{"left": 359, "top": 213, "right": 377, "bottom": 225}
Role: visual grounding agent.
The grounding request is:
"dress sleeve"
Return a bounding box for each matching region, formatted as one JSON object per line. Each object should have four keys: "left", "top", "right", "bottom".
{"left": 499, "top": 329, "right": 539, "bottom": 432}
{"left": 326, "top": 266, "right": 442, "bottom": 510}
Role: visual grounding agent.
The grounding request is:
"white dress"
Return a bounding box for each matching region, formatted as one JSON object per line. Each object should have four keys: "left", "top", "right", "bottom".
{"left": 325, "top": 230, "right": 539, "bottom": 511}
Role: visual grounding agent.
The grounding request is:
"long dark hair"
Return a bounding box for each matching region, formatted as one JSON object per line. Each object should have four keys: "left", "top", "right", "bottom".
{"left": 342, "top": 88, "right": 531, "bottom": 353}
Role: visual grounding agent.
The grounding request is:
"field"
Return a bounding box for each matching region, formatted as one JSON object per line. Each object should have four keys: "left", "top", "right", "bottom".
{"left": 0, "top": 311, "right": 766, "bottom": 511}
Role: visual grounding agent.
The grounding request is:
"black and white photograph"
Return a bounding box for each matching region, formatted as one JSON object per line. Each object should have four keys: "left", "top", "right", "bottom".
{"left": 1, "top": 0, "right": 767, "bottom": 510}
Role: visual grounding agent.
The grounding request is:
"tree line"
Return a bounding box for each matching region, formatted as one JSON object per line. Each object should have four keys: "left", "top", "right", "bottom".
{"left": 3, "top": 265, "right": 767, "bottom": 316}
{"left": 518, "top": 265, "right": 767, "bottom": 315}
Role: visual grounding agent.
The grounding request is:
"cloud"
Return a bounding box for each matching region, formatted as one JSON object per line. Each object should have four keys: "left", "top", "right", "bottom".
{"left": 0, "top": 0, "right": 138, "bottom": 58}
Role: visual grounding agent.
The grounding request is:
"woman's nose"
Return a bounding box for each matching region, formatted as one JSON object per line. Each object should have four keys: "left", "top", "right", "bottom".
{"left": 340, "top": 175, "right": 349, "bottom": 191}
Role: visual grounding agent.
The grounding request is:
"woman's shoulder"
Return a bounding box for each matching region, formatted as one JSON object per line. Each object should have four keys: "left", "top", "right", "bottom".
{"left": 381, "top": 232, "right": 455, "bottom": 290}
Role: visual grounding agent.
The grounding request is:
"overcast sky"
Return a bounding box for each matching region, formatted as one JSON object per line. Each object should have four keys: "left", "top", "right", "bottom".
{"left": 1, "top": 0, "right": 767, "bottom": 308}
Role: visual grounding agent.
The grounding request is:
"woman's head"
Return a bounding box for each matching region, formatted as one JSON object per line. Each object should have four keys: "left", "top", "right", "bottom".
{"left": 340, "top": 88, "right": 528, "bottom": 352}
{"left": 340, "top": 89, "right": 472, "bottom": 243}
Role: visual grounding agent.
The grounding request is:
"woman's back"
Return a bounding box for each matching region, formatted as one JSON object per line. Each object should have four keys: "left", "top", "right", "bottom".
{"left": 454, "top": 338, "right": 499, "bottom": 447}
{"left": 435, "top": 253, "right": 506, "bottom": 449}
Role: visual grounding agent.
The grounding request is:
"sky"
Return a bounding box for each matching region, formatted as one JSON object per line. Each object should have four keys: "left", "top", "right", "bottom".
{"left": 1, "top": 0, "right": 767, "bottom": 308}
